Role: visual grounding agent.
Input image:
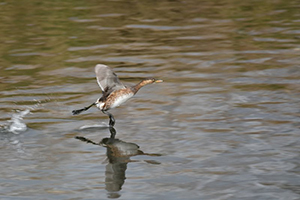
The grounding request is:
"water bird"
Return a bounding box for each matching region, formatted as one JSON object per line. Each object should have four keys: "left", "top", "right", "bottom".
{"left": 72, "top": 64, "right": 163, "bottom": 126}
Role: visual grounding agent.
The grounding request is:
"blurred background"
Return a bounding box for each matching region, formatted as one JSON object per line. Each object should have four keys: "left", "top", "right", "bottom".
{"left": 0, "top": 0, "right": 299, "bottom": 199}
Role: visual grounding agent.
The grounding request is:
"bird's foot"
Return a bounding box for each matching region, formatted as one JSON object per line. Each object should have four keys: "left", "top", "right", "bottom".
{"left": 72, "top": 103, "right": 96, "bottom": 115}
{"left": 72, "top": 108, "right": 85, "bottom": 115}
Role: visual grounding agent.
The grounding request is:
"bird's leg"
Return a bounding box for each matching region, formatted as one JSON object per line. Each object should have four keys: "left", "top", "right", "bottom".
{"left": 102, "top": 110, "right": 115, "bottom": 127}
{"left": 72, "top": 102, "right": 96, "bottom": 115}
{"left": 109, "top": 114, "right": 115, "bottom": 127}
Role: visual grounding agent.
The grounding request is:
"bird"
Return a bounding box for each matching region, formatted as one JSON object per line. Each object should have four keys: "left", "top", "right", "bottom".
{"left": 72, "top": 64, "right": 163, "bottom": 127}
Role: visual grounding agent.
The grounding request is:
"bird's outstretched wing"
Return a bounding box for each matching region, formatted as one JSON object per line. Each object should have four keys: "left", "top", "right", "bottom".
{"left": 95, "top": 64, "right": 125, "bottom": 95}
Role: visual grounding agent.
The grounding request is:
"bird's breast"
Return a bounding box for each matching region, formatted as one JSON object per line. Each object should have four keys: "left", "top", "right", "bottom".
{"left": 97, "top": 89, "right": 134, "bottom": 111}
{"left": 109, "top": 93, "right": 134, "bottom": 109}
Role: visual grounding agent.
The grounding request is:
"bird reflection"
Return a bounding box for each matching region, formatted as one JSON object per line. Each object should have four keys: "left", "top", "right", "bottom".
{"left": 75, "top": 127, "right": 161, "bottom": 198}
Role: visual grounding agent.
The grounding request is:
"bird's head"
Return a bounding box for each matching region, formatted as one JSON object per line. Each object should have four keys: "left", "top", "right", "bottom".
{"left": 141, "top": 78, "right": 163, "bottom": 86}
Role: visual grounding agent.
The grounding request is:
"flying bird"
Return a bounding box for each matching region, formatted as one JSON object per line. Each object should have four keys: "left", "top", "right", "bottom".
{"left": 72, "top": 64, "right": 163, "bottom": 126}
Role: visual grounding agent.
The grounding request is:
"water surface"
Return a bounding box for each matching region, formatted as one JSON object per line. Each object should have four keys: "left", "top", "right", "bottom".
{"left": 0, "top": 0, "right": 300, "bottom": 199}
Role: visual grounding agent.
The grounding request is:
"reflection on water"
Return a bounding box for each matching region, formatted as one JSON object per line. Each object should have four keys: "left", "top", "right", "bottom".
{"left": 76, "top": 127, "right": 161, "bottom": 199}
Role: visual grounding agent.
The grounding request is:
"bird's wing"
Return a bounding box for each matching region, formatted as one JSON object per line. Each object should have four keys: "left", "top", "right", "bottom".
{"left": 95, "top": 64, "right": 125, "bottom": 94}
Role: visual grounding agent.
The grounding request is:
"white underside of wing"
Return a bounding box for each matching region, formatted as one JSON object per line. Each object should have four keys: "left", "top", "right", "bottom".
{"left": 94, "top": 64, "right": 125, "bottom": 92}
{"left": 96, "top": 79, "right": 105, "bottom": 91}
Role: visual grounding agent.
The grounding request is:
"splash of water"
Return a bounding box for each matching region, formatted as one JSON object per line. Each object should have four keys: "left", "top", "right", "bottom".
{"left": 8, "top": 109, "right": 30, "bottom": 134}
{"left": 2, "top": 98, "right": 50, "bottom": 134}
{"left": 79, "top": 122, "right": 109, "bottom": 130}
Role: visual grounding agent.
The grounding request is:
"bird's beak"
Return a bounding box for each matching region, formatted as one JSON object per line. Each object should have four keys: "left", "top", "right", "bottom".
{"left": 154, "top": 79, "right": 163, "bottom": 83}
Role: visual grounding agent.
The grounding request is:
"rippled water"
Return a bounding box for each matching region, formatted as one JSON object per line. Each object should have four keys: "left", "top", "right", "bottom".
{"left": 1, "top": 0, "right": 300, "bottom": 199}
